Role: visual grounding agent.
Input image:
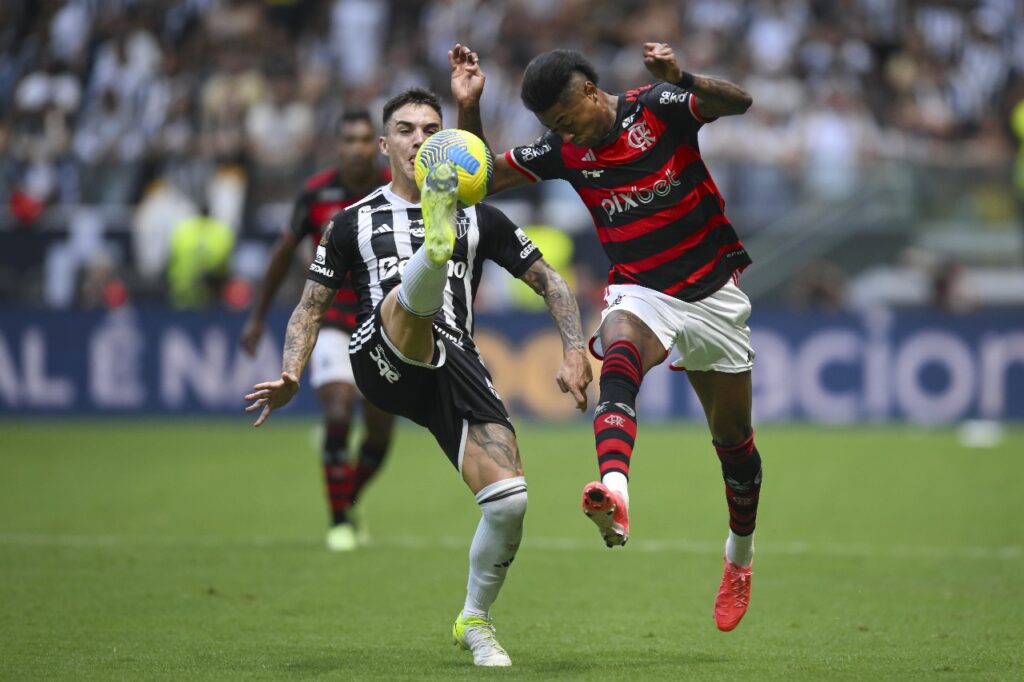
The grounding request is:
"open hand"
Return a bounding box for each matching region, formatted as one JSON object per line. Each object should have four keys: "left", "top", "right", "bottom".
{"left": 556, "top": 348, "right": 593, "bottom": 412}
{"left": 642, "top": 42, "right": 683, "bottom": 84}
{"left": 449, "top": 43, "right": 485, "bottom": 105}
{"left": 244, "top": 372, "right": 299, "bottom": 427}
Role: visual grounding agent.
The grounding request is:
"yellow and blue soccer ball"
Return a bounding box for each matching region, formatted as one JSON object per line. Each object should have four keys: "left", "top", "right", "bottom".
{"left": 415, "top": 129, "right": 492, "bottom": 206}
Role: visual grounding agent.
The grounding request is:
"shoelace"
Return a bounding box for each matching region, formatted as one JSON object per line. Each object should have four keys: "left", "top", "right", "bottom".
{"left": 728, "top": 571, "right": 751, "bottom": 608}
{"left": 469, "top": 624, "right": 507, "bottom": 654}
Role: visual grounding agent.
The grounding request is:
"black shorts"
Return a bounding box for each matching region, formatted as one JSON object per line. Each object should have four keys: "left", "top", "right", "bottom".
{"left": 349, "top": 306, "right": 514, "bottom": 469}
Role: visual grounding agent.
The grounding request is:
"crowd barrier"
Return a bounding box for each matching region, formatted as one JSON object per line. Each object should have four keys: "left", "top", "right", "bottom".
{"left": 1, "top": 307, "right": 1021, "bottom": 422}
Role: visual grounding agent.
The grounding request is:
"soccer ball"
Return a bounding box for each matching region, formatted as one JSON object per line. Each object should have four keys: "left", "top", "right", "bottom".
{"left": 415, "top": 129, "right": 492, "bottom": 207}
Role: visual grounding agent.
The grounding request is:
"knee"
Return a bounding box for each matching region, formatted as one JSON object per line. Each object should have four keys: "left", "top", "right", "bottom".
{"left": 480, "top": 488, "right": 527, "bottom": 528}
{"left": 711, "top": 422, "right": 752, "bottom": 449}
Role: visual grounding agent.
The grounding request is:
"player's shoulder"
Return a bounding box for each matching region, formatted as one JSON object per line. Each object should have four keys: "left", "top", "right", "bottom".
{"left": 326, "top": 186, "right": 388, "bottom": 235}
{"left": 470, "top": 201, "right": 514, "bottom": 227}
{"left": 630, "top": 81, "right": 688, "bottom": 107}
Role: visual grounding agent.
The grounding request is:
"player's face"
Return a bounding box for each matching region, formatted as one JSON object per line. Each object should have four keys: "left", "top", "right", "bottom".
{"left": 337, "top": 120, "right": 377, "bottom": 174}
{"left": 380, "top": 104, "right": 443, "bottom": 184}
{"left": 538, "top": 79, "right": 613, "bottom": 149}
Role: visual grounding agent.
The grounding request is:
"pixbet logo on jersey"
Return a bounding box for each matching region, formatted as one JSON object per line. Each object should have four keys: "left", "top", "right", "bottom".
{"left": 600, "top": 168, "right": 682, "bottom": 220}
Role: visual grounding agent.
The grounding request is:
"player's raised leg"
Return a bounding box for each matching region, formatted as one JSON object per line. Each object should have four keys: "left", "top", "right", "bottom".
{"left": 452, "top": 422, "right": 526, "bottom": 667}
{"left": 688, "top": 369, "right": 761, "bottom": 631}
{"left": 583, "top": 309, "right": 665, "bottom": 547}
{"left": 381, "top": 160, "right": 458, "bottom": 362}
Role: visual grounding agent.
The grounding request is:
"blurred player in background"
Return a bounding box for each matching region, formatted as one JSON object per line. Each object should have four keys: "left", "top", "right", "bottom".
{"left": 240, "top": 111, "right": 395, "bottom": 552}
{"left": 451, "top": 42, "right": 762, "bottom": 632}
{"left": 244, "top": 88, "right": 591, "bottom": 666}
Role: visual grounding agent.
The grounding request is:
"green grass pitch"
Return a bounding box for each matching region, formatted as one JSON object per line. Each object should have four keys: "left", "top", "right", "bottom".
{"left": 1, "top": 419, "right": 1022, "bottom": 680}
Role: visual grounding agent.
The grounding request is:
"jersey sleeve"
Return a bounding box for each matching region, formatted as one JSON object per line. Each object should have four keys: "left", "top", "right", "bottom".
{"left": 286, "top": 188, "right": 312, "bottom": 241}
{"left": 505, "top": 131, "right": 565, "bottom": 182}
{"left": 475, "top": 203, "right": 543, "bottom": 277}
{"left": 641, "top": 81, "right": 717, "bottom": 134}
{"left": 306, "top": 208, "right": 354, "bottom": 289}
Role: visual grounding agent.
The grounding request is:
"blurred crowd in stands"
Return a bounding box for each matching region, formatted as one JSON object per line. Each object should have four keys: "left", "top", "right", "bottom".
{"left": 1, "top": 0, "right": 1022, "bottom": 313}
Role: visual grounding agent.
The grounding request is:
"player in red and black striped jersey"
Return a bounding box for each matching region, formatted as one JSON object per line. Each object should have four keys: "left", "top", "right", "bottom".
{"left": 452, "top": 42, "right": 763, "bottom": 631}
{"left": 240, "top": 111, "right": 395, "bottom": 552}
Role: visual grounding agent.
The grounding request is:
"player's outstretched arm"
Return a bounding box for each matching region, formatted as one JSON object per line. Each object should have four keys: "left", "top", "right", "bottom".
{"left": 519, "top": 258, "right": 593, "bottom": 411}
{"left": 240, "top": 232, "right": 299, "bottom": 356}
{"left": 642, "top": 42, "right": 752, "bottom": 118}
{"left": 449, "top": 42, "right": 530, "bottom": 195}
{"left": 244, "top": 280, "right": 334, "bottom": 426}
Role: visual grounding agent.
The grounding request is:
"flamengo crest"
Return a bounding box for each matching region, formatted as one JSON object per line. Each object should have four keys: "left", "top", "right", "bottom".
{"left": 626, "top": 121, "right": 656, "bottom": 151}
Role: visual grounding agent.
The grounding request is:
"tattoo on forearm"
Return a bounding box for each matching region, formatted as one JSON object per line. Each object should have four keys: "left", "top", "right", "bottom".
{"left": 691, "top": 74, "right": 752, "bottom": 113}
{"left": 282, "top": 281, "right": 333, "bottom": 376}
{"left": 521, "top": 261, "right": 585, "bottom": 353}
{"left": 468, "top": 423, "right": 522, "bottom": 473}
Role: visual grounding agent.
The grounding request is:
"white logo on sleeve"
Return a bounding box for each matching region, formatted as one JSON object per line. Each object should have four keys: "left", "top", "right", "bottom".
{"left": 315, "top": 245, "right": 326, "bottom": 264}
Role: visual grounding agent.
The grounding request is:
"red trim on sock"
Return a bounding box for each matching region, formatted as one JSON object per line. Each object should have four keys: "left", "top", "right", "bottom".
{"left": 596, "top": 437, "right": 634, "bottom": 457}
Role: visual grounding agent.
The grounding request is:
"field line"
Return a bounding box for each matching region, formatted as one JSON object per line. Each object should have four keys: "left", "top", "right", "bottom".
{"left": 0, "top": 532, "right": 1020, "bottom": 561}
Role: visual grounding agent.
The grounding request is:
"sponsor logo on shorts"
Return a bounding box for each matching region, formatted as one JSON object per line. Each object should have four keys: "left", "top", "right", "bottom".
{"left": 368, "top": 344, "right": 400, "bottom": 384}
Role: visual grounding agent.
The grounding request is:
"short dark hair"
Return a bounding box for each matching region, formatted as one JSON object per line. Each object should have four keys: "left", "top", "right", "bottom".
{"left": 381, "top": 88, "right": 443, "bottom": 129}
{"left": 520, "top": 49, "right": 599, "bottom": 113}
{"left": 337, "top": 110, "right": 373, "bottom": 133}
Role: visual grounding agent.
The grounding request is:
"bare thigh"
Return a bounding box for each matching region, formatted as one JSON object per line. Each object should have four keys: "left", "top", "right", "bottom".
{"left": 380, "top": 289, "right": 436, "bottom": 364}
{"left": 686, "top": 370, "right": 752, "bottom": 446}
{"left": 600, "top": 310, "right": 668, "bottom": 373}
{"left": 461, "top": 422, "right": 524, "bottom": 494}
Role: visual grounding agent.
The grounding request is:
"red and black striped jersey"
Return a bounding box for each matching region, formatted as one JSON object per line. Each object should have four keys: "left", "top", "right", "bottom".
{"left": 507, "top": 82, "right": 751, "bottom": 302}
{"left": 288, "top": 166, "right": 390, "bottom": 332}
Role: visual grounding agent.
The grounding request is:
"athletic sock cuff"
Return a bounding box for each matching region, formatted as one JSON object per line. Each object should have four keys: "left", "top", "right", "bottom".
{"left": 475, "top": 476, "right": 527, "bottom": 504}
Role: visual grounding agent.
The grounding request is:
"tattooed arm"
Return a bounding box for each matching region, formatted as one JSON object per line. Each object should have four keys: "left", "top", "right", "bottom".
{"left": 642, "top": 42, "right": 752, "bottom": 118}
{"left": 519, "top": 258, "right": 593, "bottom": 411}
{"left": 244, "top": 280, "right": 334, "bottom": 426}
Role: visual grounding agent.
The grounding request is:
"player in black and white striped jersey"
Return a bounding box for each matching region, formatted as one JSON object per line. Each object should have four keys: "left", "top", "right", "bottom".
{"left": 245, "top": 88, "right": 592, "bottom": 667}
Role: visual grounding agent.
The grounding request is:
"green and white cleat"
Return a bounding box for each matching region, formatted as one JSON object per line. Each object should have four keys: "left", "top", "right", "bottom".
{"left": 452, "top": 613, "right": 512, "bottom": 667}
{"left": 420, "top": 161, "right": 458, "bottom": 267}
{"left": 325, "top": 522, "right": 357, "bottom": 552}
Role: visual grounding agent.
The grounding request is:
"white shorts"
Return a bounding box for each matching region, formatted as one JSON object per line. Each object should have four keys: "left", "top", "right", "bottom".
{"left": 310, "top": 328, "right": 355, "bottom": 389}
{"left": 590, "top": 279, "right": 755, "bottom": 373}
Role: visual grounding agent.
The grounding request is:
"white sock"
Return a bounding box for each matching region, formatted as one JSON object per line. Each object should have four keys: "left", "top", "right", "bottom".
{"left": 725, "top": 529, "right": 754, "bottom": 567}
{"left": 462, "top": 477, "right": 528, "bottom": 619}
{"left": 396, "top": 247, "right": 447, "bottom": 317}
{"left": 601, "top": 471, "right": 630, "bottom": 509}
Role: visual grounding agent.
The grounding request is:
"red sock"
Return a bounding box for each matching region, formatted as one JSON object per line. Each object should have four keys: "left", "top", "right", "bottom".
{"left": 594, "top": 340, "right": 643, "bottom": 480}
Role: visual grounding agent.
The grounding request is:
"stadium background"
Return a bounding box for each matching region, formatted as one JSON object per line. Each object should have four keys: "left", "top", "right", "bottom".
{"left": 1, "top": 1, "right": 1022, "bottom": 679}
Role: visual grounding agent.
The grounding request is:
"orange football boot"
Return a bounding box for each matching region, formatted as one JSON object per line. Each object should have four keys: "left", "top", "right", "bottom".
{"left": 581, "top": 482, "right": 629, "bottom": 547}
{"left": 714, "top": 559, "right": 752, "bottom": 631}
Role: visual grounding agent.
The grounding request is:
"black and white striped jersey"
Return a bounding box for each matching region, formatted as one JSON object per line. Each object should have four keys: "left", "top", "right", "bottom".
{"left": 306, "top": 184, "right": 543, "bottom": 353}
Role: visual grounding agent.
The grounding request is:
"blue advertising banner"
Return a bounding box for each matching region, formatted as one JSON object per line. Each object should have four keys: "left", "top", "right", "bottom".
{"left": 0, "top": 307, "right": 1021, "bottom": 422}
